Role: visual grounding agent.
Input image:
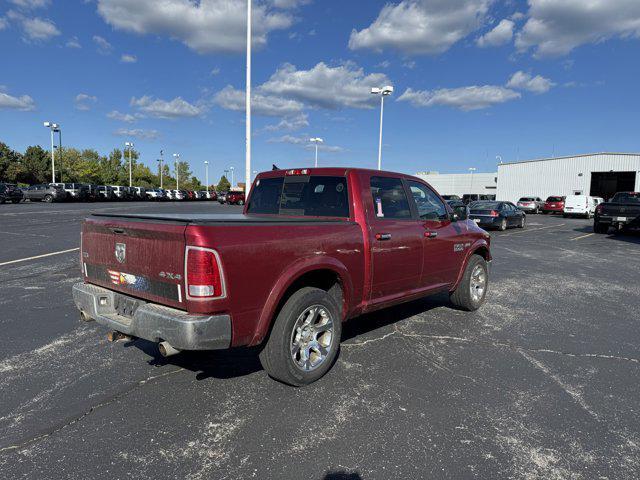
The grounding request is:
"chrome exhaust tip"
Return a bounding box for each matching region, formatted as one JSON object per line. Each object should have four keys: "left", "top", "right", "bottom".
{"left": 158, "top": 341, "right": 181, "bottom": 358}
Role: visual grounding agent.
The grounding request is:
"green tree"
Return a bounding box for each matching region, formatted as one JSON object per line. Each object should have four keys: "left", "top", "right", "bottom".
{"left": 100, "top": 148, "right": 124, "bottom": 185}
{"left": 217, "top": 175, "right": 231, "bottom": 192}
{"left": 20, "top": 146, "right": 50, "bottom": 184}
{"left": 0, "top": 142, "right": 22, "bottom": 182}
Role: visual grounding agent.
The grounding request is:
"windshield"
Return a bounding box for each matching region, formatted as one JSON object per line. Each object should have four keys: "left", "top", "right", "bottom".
{"left": 611, "top": 192, "right": 640, "bottom": 203}
{"left": 248, "top": 175, "right": 350, "bottom": 217}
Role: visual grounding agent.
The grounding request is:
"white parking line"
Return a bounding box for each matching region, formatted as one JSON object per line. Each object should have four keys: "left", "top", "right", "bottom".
{"left": 571, "top": 233, "right": 595, "bottom": 241}
{"left": 0, "top": 248, "right": 80, "bottom": 267}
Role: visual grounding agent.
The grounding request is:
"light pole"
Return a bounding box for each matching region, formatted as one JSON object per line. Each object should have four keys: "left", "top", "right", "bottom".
{"left": 496, "top": 155, "right": 503, "bottom": 164}
{"left": 173, "top": 153, "right": 180, "bottom": 191}
{"left": 245, "top": 0, "right": 252, "bottom": 196}
{"left": 371, "top": 85, "right": 394, "bottom": 170}
{"left": 469, "top": 167, "right": 477, "bottom": 193}
{"left": 43, "top": 121, "right": 59, "bottom": 183}
{"left": 310, "top": 138, "right": 323, "bottom": 167}
{"left": 125, "top": 141, "right": 134, "bottom": 187}
{"left": 158, "top": 150, "right": 164, "bottom": 189}
{"left": 204, "top": 161, "right": 209, "bottom": 193}
{"left": 229, "top": 166, "right": 235, "bottom": 188}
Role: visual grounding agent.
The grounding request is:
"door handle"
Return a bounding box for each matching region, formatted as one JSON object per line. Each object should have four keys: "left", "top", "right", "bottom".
{"left": 424, "top": 231, "right": 438, "bottom": 238}
{"left": 375, "top": 233, "right": 392, "bottom": 241}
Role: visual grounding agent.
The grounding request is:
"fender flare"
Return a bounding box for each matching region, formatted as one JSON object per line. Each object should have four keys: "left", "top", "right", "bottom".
{"left": 452, "top": 239, "right": 492, "bottom": 291}
{"left": 248, "top": 256, "right": 354, "bottom": 346}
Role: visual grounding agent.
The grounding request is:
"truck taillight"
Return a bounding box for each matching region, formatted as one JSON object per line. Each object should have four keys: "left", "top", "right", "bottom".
{"left": 596, "top": 204, "right": 603, "bottom": 214}
{"left": 490, "top": 210, "right": 499, "bottom": 217}
{"left": 285, "top": 169, "right": 309, "bottom": 176}
{"left": 186, "top": 247, "right": 225, "bottom": 299}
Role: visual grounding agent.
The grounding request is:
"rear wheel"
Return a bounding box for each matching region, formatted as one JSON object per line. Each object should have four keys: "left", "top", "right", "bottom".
{"left": 450, "top": 254, "right": 489, "bottom": 311}
{"left": 594, "top": 222, "right": 609, "bottom": 234}
{"left": 237, "top": 200, "right": 245, "bottom": 206}
{"left": 43, "top": 194, "right": 53, "bottom": 203}
{"left": 259, "top": 287, "right": 342, "bottom": 386}
{"left": 498, "top": 218, "right": 507, "bottom": 231}
{"left": 518, "top": 216, "right": 526, "bottom": 228}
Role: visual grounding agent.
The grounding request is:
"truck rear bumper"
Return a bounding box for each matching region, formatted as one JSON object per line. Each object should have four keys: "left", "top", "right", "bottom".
{"left": 72, "top": 282, "right": 231, "bottom": 351}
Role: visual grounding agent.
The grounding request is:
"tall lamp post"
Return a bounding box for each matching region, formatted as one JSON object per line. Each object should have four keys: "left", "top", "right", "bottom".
{"left": 469, "top": 167, "right": 477, "bottom": 193}
{"left": 496, "top": 155, "right": 503, "bottom": 164}
{"left": 43, "top": 121, "right": 59, "bottom": 183}
{"left": 371, "top": 85, "right": 394, "bottom": 170}
{"left": 204, "top": 161, "right": 209, "bottom": 193}
{"left": 125, "top": 141, "right": 134, "bottom": 187}
{"left": 157, "top": 150, "right": 164, "bottom": 189}
{"left": 245, "top": 0, "right": 252, "bottom": 196}
{"left": 229, "top": 166, "right": 235, "bottom": 188}
{"left": 310, "top": 137, "right": 323, "bottom": 167}
{"left": 173, "top": 153, "right": 180, "bottom": 191}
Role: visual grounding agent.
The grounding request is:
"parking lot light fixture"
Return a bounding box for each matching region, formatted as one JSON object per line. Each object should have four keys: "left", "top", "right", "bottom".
{"left": 125, "top": 142, "right": 134, "bottom": 187}
{"left": 469, "top": 167, "right": 477, "bottom": 193}
{"left": 496, "top": 155, "right": 503, "bottom": 164}
{"left": 173, "top": 153, "right": 180, "bottom": 191}
{"left": 43, "top": 121, "right": 59, "bottom": 183}
{"left": 310, "top": 138, "right": 324, "bottom": 167}
{"left": 158, "top": 150, "right": 164, "bottom": 189}
{"left": 230, "top": 166, "right": 235, "bottom": 188}
{"left": 371, "top": 85, "right": 394, "bottom": 170}
{"left": 204, "top": 161, "right": 209, "bottom": 193}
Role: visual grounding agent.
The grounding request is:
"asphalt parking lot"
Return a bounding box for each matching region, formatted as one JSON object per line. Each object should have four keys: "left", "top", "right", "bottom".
{"left": 0, "top": 204, "right": 639, "bottom": 479}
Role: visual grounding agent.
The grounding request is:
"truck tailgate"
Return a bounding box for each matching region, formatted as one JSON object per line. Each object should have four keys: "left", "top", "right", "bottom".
{"left": 81, "top": 216, "right": 187, "bottom": 310}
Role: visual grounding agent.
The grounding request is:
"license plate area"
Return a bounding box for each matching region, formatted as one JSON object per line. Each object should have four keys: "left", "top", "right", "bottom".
{"left": 616, "top": 217, "right": 628, "bottom": 222}
{"left": 114, "top": 294, "right": 145, "bottom": 318}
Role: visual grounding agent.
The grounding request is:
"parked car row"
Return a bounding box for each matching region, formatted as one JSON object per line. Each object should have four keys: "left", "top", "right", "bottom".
{"left": 514, "top": 195, "right": 605, "bottom": 218}
{"left": 0, "top": 182, "right": 244, "bottom": 204}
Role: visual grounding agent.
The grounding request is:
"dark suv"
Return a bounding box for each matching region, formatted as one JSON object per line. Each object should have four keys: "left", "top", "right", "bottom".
{"left": 0, "top": 183, "right": 24, "bottom": 204}
{"left": 23, "top": 184, "right": 67, "bottom": 202}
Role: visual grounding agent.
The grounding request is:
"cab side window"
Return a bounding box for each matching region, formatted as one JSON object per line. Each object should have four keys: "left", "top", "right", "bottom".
{"left": 407, "top": 181, "right": 448, "bottom": 221}
{"left": 370, "top": 177, "right": 412, "bottom": 219}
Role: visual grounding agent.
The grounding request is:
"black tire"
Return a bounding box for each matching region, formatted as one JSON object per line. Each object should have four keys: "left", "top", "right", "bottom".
{"left": 518, "top": 215, "right": 526, "bottom": 228}
{"left": 0, "top": 198, "right": 5, "bottom": 204}
{"left": 259, "top": 287, "right": 342, "bottom": 386}
{"left": 594, "top": 222, "right": 609, "bottom": 234}
{"left": 12, "top": 199, "right": 21, "bottom": 204}
{"left": 563, "top": 213, "right": 568, "bottom": 218}
{"left": 237, "top": 200, "right": 244, "bottom": 206}
{"left": 542, "top": 211, "right": 549, "bottom": 215}
{"left": 498, "top": 218, "right": 507, "bottom": 231}
{"left": 43, "top": 194, "right": 53, "bottom": 203}
{"left": 450, "top": 254, "right": 489, "bottom": 312}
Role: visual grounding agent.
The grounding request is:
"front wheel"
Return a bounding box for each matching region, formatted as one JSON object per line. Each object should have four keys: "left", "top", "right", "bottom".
{"left": 450, "top": 254, "right": 489, "bottom": 311}
{"left": 259, "top": 287, "right": 342, "bottom": 386}
{"left": 43, "top": 195, "right": 53, "bottom": 203}
{"left": 237, "top": 200, "right": 244, "bottom": 206}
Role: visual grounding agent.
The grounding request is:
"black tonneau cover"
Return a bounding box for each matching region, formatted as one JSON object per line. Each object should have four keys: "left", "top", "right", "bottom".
{"left": 91, "top": 212, "right": 353, "bottom": 225}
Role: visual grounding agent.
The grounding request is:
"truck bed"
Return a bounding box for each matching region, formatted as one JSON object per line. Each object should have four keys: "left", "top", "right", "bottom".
{"left": 91, "top": 212, "right": 355, "bottom": 225}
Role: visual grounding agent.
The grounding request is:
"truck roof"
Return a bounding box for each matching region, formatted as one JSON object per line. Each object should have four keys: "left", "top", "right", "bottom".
{"left": 258, "top": 167, "right": 418, "bottom": 179}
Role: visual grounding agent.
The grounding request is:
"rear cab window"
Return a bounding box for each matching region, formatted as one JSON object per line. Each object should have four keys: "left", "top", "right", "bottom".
{"left": 247, "top": 175, "right": 350, "bottom": 217}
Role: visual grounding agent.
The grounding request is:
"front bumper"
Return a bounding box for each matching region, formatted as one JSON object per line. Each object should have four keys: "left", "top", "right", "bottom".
{"left": 73, "top": 282, "right": 231, "bottom": 350}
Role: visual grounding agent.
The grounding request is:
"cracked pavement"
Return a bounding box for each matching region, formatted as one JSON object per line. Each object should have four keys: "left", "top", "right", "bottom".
{"left": 0, "top": 203, "right": 639, "bottom": 479}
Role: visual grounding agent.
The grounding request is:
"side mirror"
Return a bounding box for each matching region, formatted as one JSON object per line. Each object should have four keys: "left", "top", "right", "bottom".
{"left": 452, "top": 205, "right": 469, "bottom": 221}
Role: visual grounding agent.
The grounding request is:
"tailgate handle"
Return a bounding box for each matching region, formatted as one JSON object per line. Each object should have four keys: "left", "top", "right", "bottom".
{"left": 111, "top": 228, "right": 125, "bottom": 235}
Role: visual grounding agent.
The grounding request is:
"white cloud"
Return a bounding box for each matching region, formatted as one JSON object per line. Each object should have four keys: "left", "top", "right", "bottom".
{"left": 398, "top": 85, "right": 520, "bottom": 111}
{"left": 477, "top": 19, "right": 514, "bottom": 47}
{"left": 9, "top": 0, "right": 50, "bottom": 9}
{"left": 66, "top": 36, "right": 81, "bottom": 48}
{"left": 130, "top": 95, "right": 203, "bottom": 119}
{"left": 93, "top": 35, "right": 113, "bottom": 54}
{"left": 349, "top": 0, "right": 491, "bottom": 55}
{"left": 210, "top": 67, "right": 220, "bottom": 76}
{"left": 97, "top": 0, "right": 292, "bottom": 54}
{"left": 74, "top": 93, "right": 97, "bottom": 111}
{"left": 0, "top": 91, "right": 36, "bottom": 111}
{"left": 214, "top": 85, "right": 304, "bottom": 117}
{"left": 114, "top": 128, "right": 160, "bottom": 140}
{"left": 21, "top": 17, "right": 60, "bottom": 41}
{"left": 506, "top": 71, "right": 555, "bottom": 93}
{"left": 107, "top": 110, "right": 137, "bottom": 123}
{"left": 120, "top": 53, "right": 137, "bottom": 63}
{"left": 264, "top": 113, "right": 309, "bottom": 131}
{"left": 260, "top": 62, "right": 391, "bottom": 110}
{"left": 271, "top": 0, "right": 311, "bottom": 9}
{"left": 516, "top": 0, "right": 640, "bottom": 57}
{"left": 0, "top": 18, "right": 7, "bottom": 31}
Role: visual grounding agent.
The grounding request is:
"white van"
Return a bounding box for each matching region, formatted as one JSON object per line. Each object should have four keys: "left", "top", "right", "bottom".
{"left": 563, "top": 195, "right": 604, "bottom": 218}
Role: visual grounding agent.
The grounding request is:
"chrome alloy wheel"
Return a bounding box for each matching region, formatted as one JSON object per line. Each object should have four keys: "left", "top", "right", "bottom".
{"left": 290, "top": 305, "right": 335, "bottom": 372}
{"left": 470, "top": 264, "right": 487, "bottom": 303}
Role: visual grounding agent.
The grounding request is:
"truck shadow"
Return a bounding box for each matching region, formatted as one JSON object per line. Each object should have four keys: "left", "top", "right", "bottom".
{"left": 130, "top": 294, "right": 448, "bottom": 381}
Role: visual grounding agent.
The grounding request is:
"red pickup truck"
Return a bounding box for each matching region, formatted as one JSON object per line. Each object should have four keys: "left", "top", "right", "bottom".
{"left": 73, "top": 168, "right": 491, "bottom": 385}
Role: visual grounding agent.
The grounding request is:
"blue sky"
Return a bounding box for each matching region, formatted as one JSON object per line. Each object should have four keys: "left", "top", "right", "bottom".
{"left": 1, "top": 0, "right": 640, "bottom": 185}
